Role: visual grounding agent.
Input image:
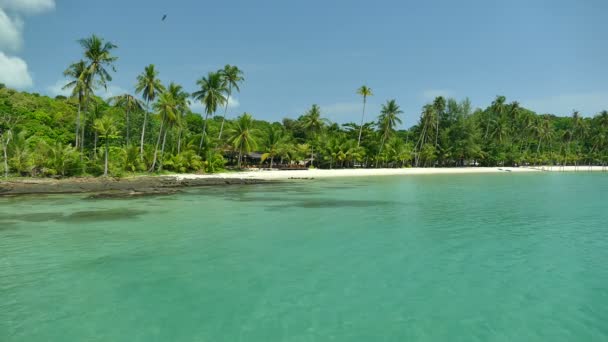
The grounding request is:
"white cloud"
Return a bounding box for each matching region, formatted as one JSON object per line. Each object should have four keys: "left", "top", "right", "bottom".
{"left": 421, "top": 89, "right": 454, "bottom": 101}
{"left": 0, "top": 8, "right": 22, "bottom": 51}
{"left": 0, "top": 0, "right": 55, "bottom": 14}
{"left": 190, "top": 96, "right": 240, "bottom": 113}
{"left": 0, "top": 0, "right": 54, "bottom": 89}
{"left": 46, "top": 78, "right": 71, "bottom": 96}
{"left": 0, "top": 51, "right": 32, "bottom": 88}
{"left": 521, "top": 91, "right": 608, "bottom": 117}
{"left": 46, "top": 78, "right": 128, "bottom": 99}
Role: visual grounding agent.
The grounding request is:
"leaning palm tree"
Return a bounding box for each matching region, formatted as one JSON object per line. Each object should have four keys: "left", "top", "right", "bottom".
{"left": 78, "top": 35, "right": 118, "bottom": 160}
{"left": 63, "top": 60, "right": 91, "bottom": 148}
{"left": 93, "top": 115, "right": 118, "bottom": 177}
{"left": 135, "top": 65, "right": 165, "bottom": 160}
{"left": 218, "top": 65, "right": 244, "bottom": 140}
{"left": 227, "top": 113, "right": 259, "bottom": 168}
{"left": 356, "top": 85, "right": 373, "bottom": 147}
{"left": 191, "top": 71, "right": 228, "bottom": 152}
{"left": 376, "top": 99, "right": 403, "bottom": 167}
{"left": 108, "top": 94, "right": 144, "bottom": 145}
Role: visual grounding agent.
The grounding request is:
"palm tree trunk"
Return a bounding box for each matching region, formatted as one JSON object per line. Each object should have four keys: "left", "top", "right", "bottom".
{"left": 270, "top": 156, "right": 274, "bottom": 169}
{"left": 238, "top": 148, "right": 243, "bottom": 168}
{"left": 218, "top": 87, "right": 231, "bottom": 140}
{"left": 158, "top": 128, "right": 168, "bottom": 171}
{"left": 357, "top": 97, "right": 366, "bottom": 147}
{"left": 150, "top": 118, "right": 164, "bottom": 171}
{"left": 140, "top": 99, "right": 149, "bottom": 160}
{"left": 104, "top": 137, "right": 109, "bottom": 177}
{"left": 125, "top": 107, "right": 130, "bottom": 145}
{"left": 199, "top": 113, "right": 210, "bottom": 153}
{"left": 177, "top": 128, "right": 182, "bottom": 154}
{"left": 75, "top": 101, "right": 81, "bottom": 148}
{"left": 93, "top": 132, "right": 98, "bottom": 160}
{"left": 2, "top": 135, "right": 9, "bottom": 178}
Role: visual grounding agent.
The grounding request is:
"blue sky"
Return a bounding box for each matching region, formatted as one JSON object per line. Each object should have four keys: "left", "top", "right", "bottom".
{"left": 1, "top": 0, "right": 607, "bottom": 127}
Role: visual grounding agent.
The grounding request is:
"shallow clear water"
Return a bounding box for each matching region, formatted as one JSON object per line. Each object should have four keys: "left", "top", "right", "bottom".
{"left": 1, "top": 173, "right": 608, "bottom": 341}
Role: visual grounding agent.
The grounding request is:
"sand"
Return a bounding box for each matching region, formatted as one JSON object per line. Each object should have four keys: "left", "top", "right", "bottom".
{"left": 173, "top": 166, "right": 608, "bottom": 181}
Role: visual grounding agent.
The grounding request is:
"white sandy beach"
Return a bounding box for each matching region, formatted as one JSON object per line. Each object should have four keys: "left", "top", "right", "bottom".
{"left": 172, "top": 166, "right": 607, "bottom": 181}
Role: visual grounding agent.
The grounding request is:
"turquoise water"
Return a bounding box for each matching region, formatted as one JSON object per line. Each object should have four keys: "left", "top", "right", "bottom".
{"left": 1, "top": 173, "right": 608, "bottom": 341}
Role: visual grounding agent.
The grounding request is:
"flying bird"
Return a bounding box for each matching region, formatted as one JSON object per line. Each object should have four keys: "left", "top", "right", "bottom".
{"left": 162, "top": 14, "right": 167, "bottom": 21}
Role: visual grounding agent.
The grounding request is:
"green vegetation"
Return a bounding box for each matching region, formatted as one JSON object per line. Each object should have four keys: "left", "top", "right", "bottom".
{"left": 1, "top": 35, "right": 607, "bottom": 178}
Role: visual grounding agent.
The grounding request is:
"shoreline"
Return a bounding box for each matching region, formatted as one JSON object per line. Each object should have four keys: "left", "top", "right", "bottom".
{"left": 173, "top": 166, "right": 607, "bottom": 181}
{"left": 1, "top": 166, "right": 606, "bottom": 197}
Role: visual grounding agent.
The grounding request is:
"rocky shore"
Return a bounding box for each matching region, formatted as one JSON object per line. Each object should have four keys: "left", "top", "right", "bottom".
{"left": 0, "top": 176, "right": 270, "bottom": 197}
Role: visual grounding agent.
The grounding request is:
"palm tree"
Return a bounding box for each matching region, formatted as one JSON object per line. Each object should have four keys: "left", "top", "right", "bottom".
{"left": 150, "top": 91, "right": 178, "bottom": 171}
{"left": 376, "top": 99, "right": 403, "bottom": 167}
{"left": 93, "top": 115, "right": 118, "bottom": 176}
{"left": 432, "top": 96, "right": 445, "bottom": 148}
{"left": 78, "top": 35, "right": 118, "bottom": 156}
{"left": 166, "top": 83, "right": 190, "bottom": 154}
{"left": 356, "top": 85, "right": 373, "bottom": 147}
{"left": 191, "top": 72, "right": 228, "bottom": 152}
{"left": 135, "top": 65, "right": 165, "bottom": 160}
{"left": 108, "top": 94, "right": 144, "bottom": 145}
{"left": 218, "top": 65, "right": 244, "bottom": 140}
{"left": 63, "top": 60, "right": 91, "bottom": 148}
{"left": 301, "top": 104, "right": 326, "bottom": 167}
{"left": 227, "top": 113, "right": 259, "bottom": 168}
{"left": 261, "top": 126, "right": 287, "bottom": 168}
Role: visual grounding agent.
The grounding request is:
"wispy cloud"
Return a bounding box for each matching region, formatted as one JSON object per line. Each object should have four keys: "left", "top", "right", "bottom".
{"left": 318, "top": 101, "right": 365, "bottom": 123}
{"left": 0, "top": 0, "right": 55, "bottom": 89}
{"left": 421, "top": 89, "right": 454, "bottom": 101}
{"left": 46, "top": 78, "right": 128, "bottom": 99}
{"left": 521, "top": 91, "right": 608, "bottom": 117}
{"left": 190, "top": 97, "right": 240, "bottom": 114}
{"left": 0, "top": 0, "right": 55, "bottom": 14}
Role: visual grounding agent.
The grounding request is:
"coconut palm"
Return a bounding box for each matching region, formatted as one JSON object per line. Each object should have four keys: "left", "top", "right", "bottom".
{"left": 218, "top": 65, "right": 244, "bottom": 140}
{"left": 78, "top": 35, "right": 117, "bottom": 157}
{"left": 150, "top": 91, "right": 178, "bottom": 171}
{"left": 301, "top": 104, "right": 327, "bottom": 167}
{"left": 356, "top": 85, "right": 373, "bottom": 147}
{"left": 166, "top": 83, "right": 190, "bottom": 154}
{"left": 261, "top": 126, "right": 288, "bottom": 168}
{"left": 63, "top": 60, "right": 91, "bottom": 148}
{"left": 135, "top": 64, "right": 165, "bottom": 159}
{"left": 227, "top": 113, "right": 259, "bottom": 168}
{"left": 191, "top": 72, "right": 228, "bottom": 152}
{"left": 93, "top": 115, "right": 118, "bottom": 176}
{"left": 376, "top": 99, "right": 403, "bottom": 167}
{"left": 108, "top": 94, "right": 144, "bottom": 144}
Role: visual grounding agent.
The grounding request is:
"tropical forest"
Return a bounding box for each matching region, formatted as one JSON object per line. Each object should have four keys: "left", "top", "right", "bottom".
{"left": 1, "top": 35, "right": 607, "bottom": 178}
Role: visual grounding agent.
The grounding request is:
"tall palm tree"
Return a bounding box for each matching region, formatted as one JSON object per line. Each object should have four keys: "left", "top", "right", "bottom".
{"left": 301, "top": 104, "right": 327, "bottom": 166}
{"left": 356, "top": 85, "right": 373, "bottom": 147}
{"left": 376, "top": 99, "right": 403, "bottom": 167}
{"left": 93, "top": 115, "right": 118, "bottom": 177}
{"left": 191, "top": 72, "right": 227, "bottom": 152}
{"left": 166, "top": 83, "right": 190, "bottom": 154}
{"left": 77, "top": 35, "right": 117, "bottom": 164}
{"left": 218, "top": 65, "right": 244, "bottom": 140}
{"left": 108, "top": 94, "right": 144, "bottom": 145}
{"left": 63, "top": 60, "right": 91, "bottom": 148}
{"left": 150, "top": 91, "right": 178, "bottom": 171}
{"left": 135, "top": 65, "right": 165, "bottom": 160}
{"left": 227, "top": 113, "right": 259, "bottom": 168}
{"left": 261, "top": 126, "right": 287, "bottom": 168}
{"left": 432, "top": 96, "right": 445, "bottom": 148}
